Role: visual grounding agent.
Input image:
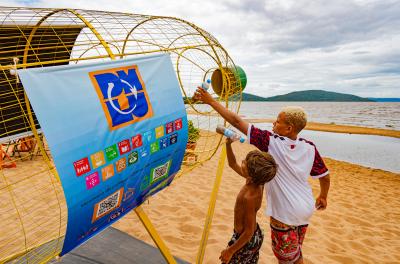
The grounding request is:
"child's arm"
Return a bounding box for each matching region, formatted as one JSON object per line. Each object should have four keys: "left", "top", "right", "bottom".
{"left": 226, "top": 138, "right": 244, "bottom": 177}
{"left": 220, "top": 196, "right": 256, "bottom": 263}
{"left": 315, "top": 174, "right": 330, "bottom": 210}
{"left": 194, "top": 87, "right": 249, "bottom": 135}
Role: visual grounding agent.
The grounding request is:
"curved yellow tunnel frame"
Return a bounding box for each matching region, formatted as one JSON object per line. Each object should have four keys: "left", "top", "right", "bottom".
{"left": 0, "top": 7, "right": 244, "bottom": 263}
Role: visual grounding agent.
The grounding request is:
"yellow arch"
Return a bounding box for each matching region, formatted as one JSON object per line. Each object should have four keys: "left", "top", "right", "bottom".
{"left": 121, "top": 15, "right": 222, "bottom": 65}
{"left": 17, "top": 8, "right": 117, "bottom": 261}
{"left": 20, "top": 8, "right": 116, "bottom": 174}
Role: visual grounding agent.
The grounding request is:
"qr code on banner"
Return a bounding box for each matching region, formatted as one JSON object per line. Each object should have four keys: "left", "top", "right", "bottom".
{"left": 92, "top": 188, "right": 123, "bottom": 222}
{"left": 151, "top": 160, "right": 171, "bottom": 183}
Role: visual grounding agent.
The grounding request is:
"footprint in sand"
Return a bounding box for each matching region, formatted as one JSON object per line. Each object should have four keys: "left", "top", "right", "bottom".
{"left": 178, "top": 223, "right": 202, "bottom": 233}
{"left": 345, "top": 216, "right": 374, "bottom": 227}
{"left": 347, "top": 240, "right": 371, "bottom": 254}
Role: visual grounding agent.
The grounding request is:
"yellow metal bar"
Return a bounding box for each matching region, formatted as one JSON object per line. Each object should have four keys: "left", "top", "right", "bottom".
{"left": 0, "top": 43, "right": 215, "bottom": 71}
{"left": 196, "top": 144, "right": 226, "bottom": 264}
{"left": 67, "top": 9, "right": 116, "bottom": 60}
{"left": 134, "top": 206, "right": 178, "bottom": 264}
{"left": 22, "top": 10, "right": 64, "bottom": 66}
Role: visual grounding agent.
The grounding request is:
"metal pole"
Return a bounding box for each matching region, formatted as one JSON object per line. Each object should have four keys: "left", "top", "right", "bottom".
{"left": 196, "top": 145, "right": 226, "bottom": 264}
{"left": 135, "top": 206, "right": 178, "bottom": 264}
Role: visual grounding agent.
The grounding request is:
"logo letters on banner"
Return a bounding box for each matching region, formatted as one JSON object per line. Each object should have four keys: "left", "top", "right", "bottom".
{"left": 89, "top": 66, "right": 153, "bottom": 130}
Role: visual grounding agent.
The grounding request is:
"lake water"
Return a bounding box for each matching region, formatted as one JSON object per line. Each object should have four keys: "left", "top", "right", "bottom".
{"left": 189, "top": 102, "right": 400, "bottom": 173}
{"left": 238, "top": 102, "right": 400, "bottom": 130}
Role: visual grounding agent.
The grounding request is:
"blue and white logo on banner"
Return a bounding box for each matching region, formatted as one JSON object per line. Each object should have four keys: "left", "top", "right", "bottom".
{"left": 90, "top": 65, "right": 153, "bottom": 129}
{"left": 19, "top": 53, "right": 188, "bottom": 255}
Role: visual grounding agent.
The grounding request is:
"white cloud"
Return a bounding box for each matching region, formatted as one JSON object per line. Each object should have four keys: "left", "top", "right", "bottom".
{"left": 1, "top": 0, "right": 399, "bottom": 97}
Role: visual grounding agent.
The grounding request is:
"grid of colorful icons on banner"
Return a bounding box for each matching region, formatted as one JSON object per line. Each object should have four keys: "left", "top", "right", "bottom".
{"left": 73, "top": 118, "right": 182, "bottom": 192}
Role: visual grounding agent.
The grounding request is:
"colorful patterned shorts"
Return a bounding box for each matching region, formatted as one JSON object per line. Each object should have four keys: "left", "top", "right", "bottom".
{"left": 270, "top": 217, "right": 308, "bottom": 263}
{"left": 226, "top": 223, "right": 264, "bottom": 264}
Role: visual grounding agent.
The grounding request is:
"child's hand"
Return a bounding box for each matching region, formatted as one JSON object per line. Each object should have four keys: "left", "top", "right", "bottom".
{"left": 219, "top": 248, "right": 233, "bottom": 264}
{"left": 194, "top": 87, "right": 214, "bottom": 104}
{"left": 315, "top": 196, "right": 327, "bottom": 210}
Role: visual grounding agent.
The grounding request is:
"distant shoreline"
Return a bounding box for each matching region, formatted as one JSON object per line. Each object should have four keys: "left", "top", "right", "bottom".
{"left": 239, "top": 100, "right": 400, "bottom": 102}
{"left": 244, "top": 118, "right": 400, "bottom": 138}
{"left": 234, "top": 91, "right": 400, "bottom": 102}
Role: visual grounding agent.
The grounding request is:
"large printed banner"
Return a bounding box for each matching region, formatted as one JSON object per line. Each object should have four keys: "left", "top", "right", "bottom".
{"left": 19, "top": 54, "right": 188, "bottom": 255}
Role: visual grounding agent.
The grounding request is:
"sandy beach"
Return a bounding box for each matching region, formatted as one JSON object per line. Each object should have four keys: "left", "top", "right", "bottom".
{"left": 1, "top": 122, "right": 399, "bottom": 263}
{"left": 113, "top": 139, "right": 400, "bottom": 263}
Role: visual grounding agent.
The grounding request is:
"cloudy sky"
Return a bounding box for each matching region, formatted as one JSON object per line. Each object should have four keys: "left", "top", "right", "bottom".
{"left": 1, "top": 0, "right": 399, "bottom": 97}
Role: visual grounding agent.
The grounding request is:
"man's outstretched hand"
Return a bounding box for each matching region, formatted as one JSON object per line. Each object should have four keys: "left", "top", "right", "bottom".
{"left": 193, "top": 87, "right": 214, "bottom": 105}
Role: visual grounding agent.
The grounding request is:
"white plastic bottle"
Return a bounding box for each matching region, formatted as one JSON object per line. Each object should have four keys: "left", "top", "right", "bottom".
{"left": 201, "top": 79, "right": 211, "bottom": 91}
{"left": 192, "top": 79, "right": 211, "bottom": 101}
{"left": 216, "top": 125, "right": 246, "bottom": 143}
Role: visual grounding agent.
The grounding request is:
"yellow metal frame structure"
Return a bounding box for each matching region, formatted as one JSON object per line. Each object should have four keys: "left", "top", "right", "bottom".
{"left": 0, "top": 6, "right": 243, "bottom": 263}
{"left": 196, "top": 145, "right": 227, "bottom": 264}
{"left": 135, "top": 206, "right": 178, "bottom": 264}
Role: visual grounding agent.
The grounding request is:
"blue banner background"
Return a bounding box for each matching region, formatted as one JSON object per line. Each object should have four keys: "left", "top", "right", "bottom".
{"left": 19, "top": 54, "right": 188, "bottom": 255}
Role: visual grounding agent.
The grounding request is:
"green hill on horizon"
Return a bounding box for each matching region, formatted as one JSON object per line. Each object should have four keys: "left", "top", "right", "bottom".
{"left": 234, "top": 90, "right": 373, "bottom": 102}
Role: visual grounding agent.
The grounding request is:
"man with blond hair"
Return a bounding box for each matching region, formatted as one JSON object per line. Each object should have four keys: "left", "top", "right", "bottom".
{"left": 195, "top": 89, "right": 330, "bottom": 264}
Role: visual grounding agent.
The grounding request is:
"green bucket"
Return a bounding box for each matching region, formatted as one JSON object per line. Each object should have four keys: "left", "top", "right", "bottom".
{"left": 211, "top": 66, "right": 247, "bottom": 97}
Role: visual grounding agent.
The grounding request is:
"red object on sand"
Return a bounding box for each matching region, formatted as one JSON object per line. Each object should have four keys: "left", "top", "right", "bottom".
{"left": 0, "top": 147, "right": 16, "bottom": 168}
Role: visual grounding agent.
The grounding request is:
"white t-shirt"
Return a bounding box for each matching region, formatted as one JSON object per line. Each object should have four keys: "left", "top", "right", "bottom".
{"left": 247, "top": 125, "right": 329, "bottom": 226}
